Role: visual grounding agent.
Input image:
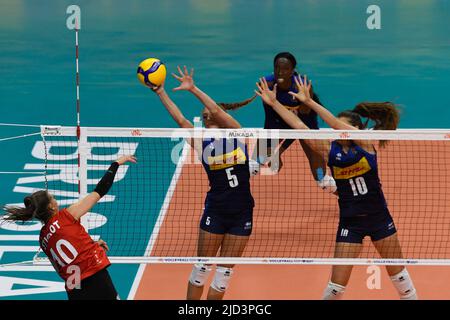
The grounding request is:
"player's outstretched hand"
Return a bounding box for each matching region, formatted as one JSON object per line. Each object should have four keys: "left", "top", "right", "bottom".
{"left": 172, "top": 65, "right": 195, "bottom": 92}
{"left": 149, "top": 80, "right": 165, "bottom": 95}
{"left": 255, "top": 77, "right": 277, "bottom": 106}
{"left": 116, "top": 155, "right": 137, "bottom": 165}
{"left": 288, "top": 75, "right": 312, "bottom": 103}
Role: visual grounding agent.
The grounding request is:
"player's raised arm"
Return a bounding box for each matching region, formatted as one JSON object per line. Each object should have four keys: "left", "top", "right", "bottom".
{"left": 289, "top": 76, "right": 357, "bottom": 131}
{"left": 256, "top": 78, "right": 308, "bottom": 130}
{"left": 152, "top": 81, "right": 194, "bottom": 129}
{"left": 150, "top": 80, "right": 202, "bottom": 156}
{"left": 255, "top": 77, "right": 329, "bottom": 156}
{"left": 288, "top": 75, "right": 380, "bottom": 152}
{"left": 172, "top": 66, "right": 241, "bottom": 129}
{"left": 67, "top": 155, "right": 137, "bottom": 220}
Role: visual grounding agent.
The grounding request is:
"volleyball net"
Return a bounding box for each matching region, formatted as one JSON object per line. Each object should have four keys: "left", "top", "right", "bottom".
{"left": 4, "top": 125, "right": 450, "bottom": 266}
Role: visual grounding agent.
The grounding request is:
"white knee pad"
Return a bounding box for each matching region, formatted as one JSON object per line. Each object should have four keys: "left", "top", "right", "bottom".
{"left": 189, "top": 264, "right": 212, "bottom": 287}
{"left": 249, "top": 159, "right": 261, "bottom": 176}
{"left": 390, "top": 268, "right": 418, "bottom": 300}
{"left": 317, "top": 175, "right": 337, "bottom": 193}
{"left": 210, "top": 266, "right": 233, "bottom": 293}
{"left": 322, "top": 281, "right": 346, "bottom": 300}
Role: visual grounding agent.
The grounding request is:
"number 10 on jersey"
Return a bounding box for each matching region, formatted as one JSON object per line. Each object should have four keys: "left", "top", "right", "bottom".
{"left": 349, "top": 177, "right": 368, "bottom": 196}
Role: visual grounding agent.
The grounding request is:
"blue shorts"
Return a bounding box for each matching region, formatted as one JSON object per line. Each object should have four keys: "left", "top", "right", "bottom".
{"left": 200, "top": 207, "right": 253, "bottom": 236}
{"left": 336, "top": 208, "right": 397, "bottom": 244}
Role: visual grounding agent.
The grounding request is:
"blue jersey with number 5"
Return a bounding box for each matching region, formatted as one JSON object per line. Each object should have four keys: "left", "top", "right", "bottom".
{"left": 202, "top": 138, "right": 254, "bottom": 212}
{"left": 328, "top": 141, "right": 387, "bottom": 217}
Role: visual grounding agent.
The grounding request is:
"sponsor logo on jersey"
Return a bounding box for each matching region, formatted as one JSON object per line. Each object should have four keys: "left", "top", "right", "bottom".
{"left": 332, "top": 156, "right": 371, "bottom": 180}
{"left": 244, "top": 221, "right": 252, "bottom": 230}
{"left": 207, "top": 147, "right": 247, "bottom": 170}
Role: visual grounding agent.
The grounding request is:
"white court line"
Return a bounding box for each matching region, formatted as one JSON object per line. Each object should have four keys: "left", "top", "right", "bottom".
{"left": 0, "top": 246, "right": 40, "bottom": 260}
{"left": 0, "top": 235, "right": 39, "bottom": 241}
{"left": 0, "top": 172, "right": 46, "bottom": 174}
{"left": 127, "top": 143, "right": 190, "bottom": 300}
{"left": 0, "top": 266, "right": 55, "bottom": 272}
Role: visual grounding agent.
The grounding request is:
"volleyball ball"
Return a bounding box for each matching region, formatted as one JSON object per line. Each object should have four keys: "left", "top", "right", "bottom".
{"left": 137, "top": 58, "right": 166, "bottom": 87}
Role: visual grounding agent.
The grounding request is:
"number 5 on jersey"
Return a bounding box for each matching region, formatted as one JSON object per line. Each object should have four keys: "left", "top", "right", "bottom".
{"left": 225, "top": 167, "right": 239, "bottom": 188}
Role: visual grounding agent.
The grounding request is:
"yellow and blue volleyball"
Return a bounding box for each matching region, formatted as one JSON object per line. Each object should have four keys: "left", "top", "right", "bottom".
{"left": 137, "top": 58, "right": 166, "bottom": 87}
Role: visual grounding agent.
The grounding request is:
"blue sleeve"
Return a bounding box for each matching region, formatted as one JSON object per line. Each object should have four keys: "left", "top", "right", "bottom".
{"left": 264, "top": 74, "right": 275, "bottom": 82}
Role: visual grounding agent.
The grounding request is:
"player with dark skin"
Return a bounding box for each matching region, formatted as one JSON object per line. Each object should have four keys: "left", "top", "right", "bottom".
{"left": 258, "top": 52, "right": 334, "bottom": 191}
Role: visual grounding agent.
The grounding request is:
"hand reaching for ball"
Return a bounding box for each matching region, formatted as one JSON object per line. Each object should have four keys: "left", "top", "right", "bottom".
{"left": 172, "top": 65, "right": 195, "bottom": 92}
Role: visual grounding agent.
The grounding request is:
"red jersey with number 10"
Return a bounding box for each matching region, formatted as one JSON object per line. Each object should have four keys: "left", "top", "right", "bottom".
{"left": 39, "top": 208, "right": 110, "bottom": 284}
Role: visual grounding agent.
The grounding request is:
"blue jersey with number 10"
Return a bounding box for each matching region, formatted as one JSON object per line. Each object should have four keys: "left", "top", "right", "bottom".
{"left": 201, "top": 138, "right": 254, "bottom": 213}
{"left": 328, "top": 141, "right": 388, "bottom": 217}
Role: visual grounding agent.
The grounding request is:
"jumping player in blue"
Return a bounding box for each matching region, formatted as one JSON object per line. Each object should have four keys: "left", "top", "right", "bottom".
{"left": 150, "top": 66, "right": 255, "bottom": 300}
{"left": 256, "top": 76, "right": 418, "bottom": 300}
{"left": 257, "top": 52, "right": 335, "bottom": 192}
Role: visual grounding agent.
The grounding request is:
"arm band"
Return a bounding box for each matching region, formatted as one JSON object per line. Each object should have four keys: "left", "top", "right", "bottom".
{"left": 94, "top": 162, "right": 119, "bottom": 198}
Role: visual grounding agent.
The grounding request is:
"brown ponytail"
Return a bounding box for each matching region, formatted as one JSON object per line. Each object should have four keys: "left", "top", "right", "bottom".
{"left": 2, "top": 190, "right": 52, "bottom": 224}
{"left": 353, "top": 102, "right": 400, "bottom": 130}
{"left": 217, "top": 94, "right": 257, "bottom": 111}
{"left": 352, "top": 102, "right": 400, "bottom": 147}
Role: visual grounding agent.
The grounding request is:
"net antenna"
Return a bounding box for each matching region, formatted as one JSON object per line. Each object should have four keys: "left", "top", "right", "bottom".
{"left": 75, "top": 18, "right": 81, "bottom": 141}
{"left": 75, "top": 17, "right": 82, "bottom": 195}
{"left": 73, "top": 18, "right": 89, "bottom": 229}
{"left": 33, "top": 18, "right": 85, "bottom": 266}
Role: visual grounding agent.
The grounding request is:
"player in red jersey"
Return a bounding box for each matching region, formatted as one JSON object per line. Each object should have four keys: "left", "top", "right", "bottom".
{"left": 2, "top": 155, "right": 137, "bottom": 300}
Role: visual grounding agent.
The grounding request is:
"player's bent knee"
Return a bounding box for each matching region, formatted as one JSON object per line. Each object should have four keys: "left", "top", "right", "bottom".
{"left": 210, "top": 266, "right": 233, "bottom": 292}
{"left": 390, "top": 268, "right": 418, "bottom": 300}
{"left": 322, "top": 281, "right": 346, "bottom": 300}
{"left": 189, "top": 263, "right": 212, "bottom": 287}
